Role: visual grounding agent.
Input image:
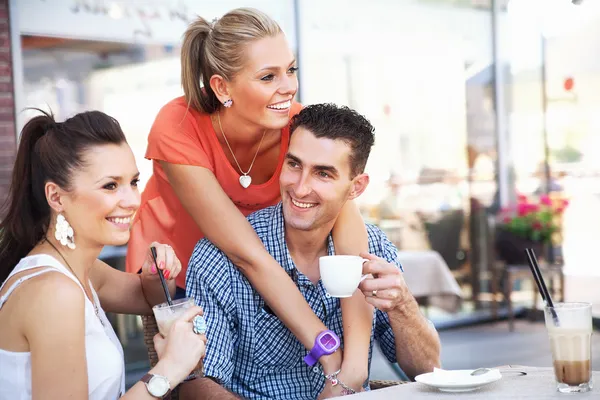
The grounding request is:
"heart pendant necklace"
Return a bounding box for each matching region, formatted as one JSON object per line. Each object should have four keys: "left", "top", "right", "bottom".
{"left": 217, "top": 111, "right": 267, "bottom": 189}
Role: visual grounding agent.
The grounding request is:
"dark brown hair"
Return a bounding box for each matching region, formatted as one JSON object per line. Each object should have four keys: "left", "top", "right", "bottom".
{"left": 290, "top": 103, "right": 375, "bottom": 178}
{"left": 0, "top": 109, "right": 126, "bottom": 283}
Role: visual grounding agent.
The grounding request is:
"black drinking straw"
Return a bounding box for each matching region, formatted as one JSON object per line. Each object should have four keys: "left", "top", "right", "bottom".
{"left": 151, "top": 246, "right": 173, "bottom": 306}
{"left": 525, "top": 248, "right": 559, "bottom": 326}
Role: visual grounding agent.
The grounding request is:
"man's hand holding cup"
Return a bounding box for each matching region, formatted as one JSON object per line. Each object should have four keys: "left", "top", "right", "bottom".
{"left": 358, "top": 253, "right": 412, "bottom": 312}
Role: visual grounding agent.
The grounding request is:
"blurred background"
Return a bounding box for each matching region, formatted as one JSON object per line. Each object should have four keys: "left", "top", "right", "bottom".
{"left": 1, "top": 0, "right": 599, "bottom": 385}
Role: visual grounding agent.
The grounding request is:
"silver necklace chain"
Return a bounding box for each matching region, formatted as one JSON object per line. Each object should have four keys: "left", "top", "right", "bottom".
{"left": 44, "top": 238, "right": 105, "bottom": 327}
{"left": 217, "top": 111, "right": 267, "bottom": 178}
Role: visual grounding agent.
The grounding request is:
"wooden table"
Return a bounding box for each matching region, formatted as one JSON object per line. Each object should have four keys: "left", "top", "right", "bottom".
{"left": 352, "top": 366, "right": 598, "bottom": 398}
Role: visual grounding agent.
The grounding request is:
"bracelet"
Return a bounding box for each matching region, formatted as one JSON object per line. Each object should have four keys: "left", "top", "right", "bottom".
{"left": 322, "top": 369, "right": 356, "bottom": 395}
{"left": 337, "top": 379, "right": 357, "bottom": 395}
{"left": 323, "top": 368, "right": 341, "bottom": 385}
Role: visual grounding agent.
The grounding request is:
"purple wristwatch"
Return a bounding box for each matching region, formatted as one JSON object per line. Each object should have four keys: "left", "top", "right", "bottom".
{"left": 303, "top": 330, "right": 340, "bottom": 366}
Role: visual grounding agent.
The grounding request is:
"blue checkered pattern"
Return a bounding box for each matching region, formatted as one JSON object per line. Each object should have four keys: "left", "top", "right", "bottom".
{"left": 186, "top": 203, "right": 403, "bottom": 399}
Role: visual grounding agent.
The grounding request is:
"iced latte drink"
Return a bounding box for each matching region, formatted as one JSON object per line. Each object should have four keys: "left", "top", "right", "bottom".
{"left": 152, "top": 297, "right": 196, "bottom": 336}
{"left": 545, "top": 303, "right": 593, "bottom": 393}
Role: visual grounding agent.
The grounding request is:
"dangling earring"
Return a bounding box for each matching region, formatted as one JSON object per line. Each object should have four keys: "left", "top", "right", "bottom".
{"left": 223, "top": 99, "right": 233, "bottom": 108}
{"left": 55, "top": 213, "right": 76, "bottom": 250}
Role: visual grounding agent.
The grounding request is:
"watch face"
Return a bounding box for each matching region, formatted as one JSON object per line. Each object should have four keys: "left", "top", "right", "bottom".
{"left": 319, "top": 332, "right": 339, "bottom": 351}
{"left": 148, "top": 375, "right": 170, "bottom": 397}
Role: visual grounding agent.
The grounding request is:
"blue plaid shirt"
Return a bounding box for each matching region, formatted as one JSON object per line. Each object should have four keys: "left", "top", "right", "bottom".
{"left": 186, "top": 203, "right": 403, "bottom": 399}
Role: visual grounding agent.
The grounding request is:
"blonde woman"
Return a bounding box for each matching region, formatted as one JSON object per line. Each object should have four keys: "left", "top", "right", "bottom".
{"left": 127, "top": 7, "right": 372, "bottom": 396}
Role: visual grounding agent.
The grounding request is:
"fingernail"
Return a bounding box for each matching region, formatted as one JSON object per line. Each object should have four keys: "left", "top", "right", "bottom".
{"left": 164, "top": 270, "right": 170, "bottom": 279}
{"left": 151, "top": 265, "right": 157, "bottom": 274}
{"left": 160, "top": 261, "right": 165, "bottom": 270}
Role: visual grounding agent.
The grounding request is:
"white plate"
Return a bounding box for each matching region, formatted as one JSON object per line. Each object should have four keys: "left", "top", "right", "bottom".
{"left": 415, "top": 369, "right": 502, "bottom": 393}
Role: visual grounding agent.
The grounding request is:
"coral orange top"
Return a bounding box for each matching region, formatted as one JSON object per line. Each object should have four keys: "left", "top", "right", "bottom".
{"left": 126, "top": 96, "right": 302, "bottom": 288}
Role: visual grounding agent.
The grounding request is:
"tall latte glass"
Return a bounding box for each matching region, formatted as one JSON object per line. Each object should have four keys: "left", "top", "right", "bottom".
{"left": 544, "top": 302, "right": 593, "bottom": 393}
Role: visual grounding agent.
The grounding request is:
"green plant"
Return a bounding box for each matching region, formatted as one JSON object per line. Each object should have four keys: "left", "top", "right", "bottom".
{"left": 552, "top": 145, "right": 582, "bottom": 163}
{"left": 497, "top": 194, "right": 569, "bottom": 244}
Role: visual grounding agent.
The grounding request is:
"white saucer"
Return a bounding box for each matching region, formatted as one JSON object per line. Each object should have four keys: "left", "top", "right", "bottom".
{"left": 415, "top": 368, "right": 502, "bottom": 393}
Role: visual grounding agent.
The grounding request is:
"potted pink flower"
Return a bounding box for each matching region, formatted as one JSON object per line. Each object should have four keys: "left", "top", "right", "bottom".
{"left": 495, "top": 194, "right": 568, "bottom": 264}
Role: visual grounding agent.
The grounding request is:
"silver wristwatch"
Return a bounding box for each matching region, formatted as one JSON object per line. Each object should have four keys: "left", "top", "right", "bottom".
{"left": 141, "top": 373, "right": 171, "bottom": 398}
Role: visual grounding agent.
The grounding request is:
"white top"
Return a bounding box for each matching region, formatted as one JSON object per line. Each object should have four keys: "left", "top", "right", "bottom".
{"left": 0, "top": 254, "right": 125, "bottom": 400}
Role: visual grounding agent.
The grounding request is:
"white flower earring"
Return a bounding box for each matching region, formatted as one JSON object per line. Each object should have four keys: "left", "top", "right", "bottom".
{"left": 223, "top": 99, "right": 233, "bottom": 108}
{"left": 55, "top": 213, "right": 76, "bottom": 250}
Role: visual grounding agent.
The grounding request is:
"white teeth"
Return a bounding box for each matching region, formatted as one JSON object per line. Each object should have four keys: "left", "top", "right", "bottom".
{"left": 268, "top": 100, "right": 291, "bottom": 110}
{"left": 108, "top": 217, "right": 131, "bottom": 225}
{"left": 291, "top": 198, "right": 316, "bottom": 209}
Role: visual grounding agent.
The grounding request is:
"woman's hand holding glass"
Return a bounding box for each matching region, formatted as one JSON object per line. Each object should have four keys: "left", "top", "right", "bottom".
{"left": 153, "top": 305, "right": 207, "bottom": 384}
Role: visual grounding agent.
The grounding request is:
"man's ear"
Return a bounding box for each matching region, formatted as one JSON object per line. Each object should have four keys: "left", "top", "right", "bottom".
{"left": 348, "top": 173, "right": 369, "bottom": 200}
{"left": 209, "top": 74, "right": 232, "bottom": 105}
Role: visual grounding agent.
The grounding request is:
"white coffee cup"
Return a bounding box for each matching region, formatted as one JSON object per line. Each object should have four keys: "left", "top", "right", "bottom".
{"left": 319, "top": 255, "right": 369, "bottom": 298}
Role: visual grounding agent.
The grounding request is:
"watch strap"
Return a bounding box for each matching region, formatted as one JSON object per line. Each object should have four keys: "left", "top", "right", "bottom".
{"left": 303, "top": 351, "right": 319, "bottom": 366}
{"left": 141, "top": 373, "right": 152, "bottom": 384}
{"left": 141, "top": 373, "right": 171, "bottom": 398}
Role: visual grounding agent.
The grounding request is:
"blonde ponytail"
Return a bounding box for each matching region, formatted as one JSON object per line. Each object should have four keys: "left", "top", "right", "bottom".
{"left": 180, "top": 8, "right": 283, "bottom": 113}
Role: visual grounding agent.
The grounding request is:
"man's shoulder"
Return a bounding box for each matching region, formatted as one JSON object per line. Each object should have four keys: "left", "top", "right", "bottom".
{"left": 365, "top": 223, "right": 388, "bottom": 248}
{"left": 245, "top": 204, "right": 281, "bottom": 239}
{"left": 189, "top": 236, "right": 232, "bottom": 282}
{"left": 365, "top": 222, "right": 384, "bottom": 235}
{"left": 246, "top": 204, "right": 280, "bottom": 225}
{"left": 192, "top": 236, "right": 224, "bottom": 258}
{"left": 189, "top": 205, "right": 280, "bottom": 278}
{"left": 365, "top": 223, "right": 402, "bottom": 270}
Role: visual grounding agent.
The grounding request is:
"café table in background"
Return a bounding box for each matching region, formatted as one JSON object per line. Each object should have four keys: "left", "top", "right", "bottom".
{"left": 354, "top": 366, "right": 599, "bottom": 398}
{"left": 398, "top": 250, "right": 463, "bottom": 313}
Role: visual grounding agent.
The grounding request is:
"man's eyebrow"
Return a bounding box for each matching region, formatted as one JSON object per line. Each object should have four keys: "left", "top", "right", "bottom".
{"left": 285, "top": 153, "right": 302, "bottom": 164}
{"left": 313, "top": 164, "right": 339, "bottom": 176}
{"left": 286, "top": 153, "right": 340, "bottom": 175}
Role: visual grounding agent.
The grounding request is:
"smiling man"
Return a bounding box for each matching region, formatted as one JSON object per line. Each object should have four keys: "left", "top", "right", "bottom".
{"left": 184, "top": 104, "right": 441, "bottom": 400}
